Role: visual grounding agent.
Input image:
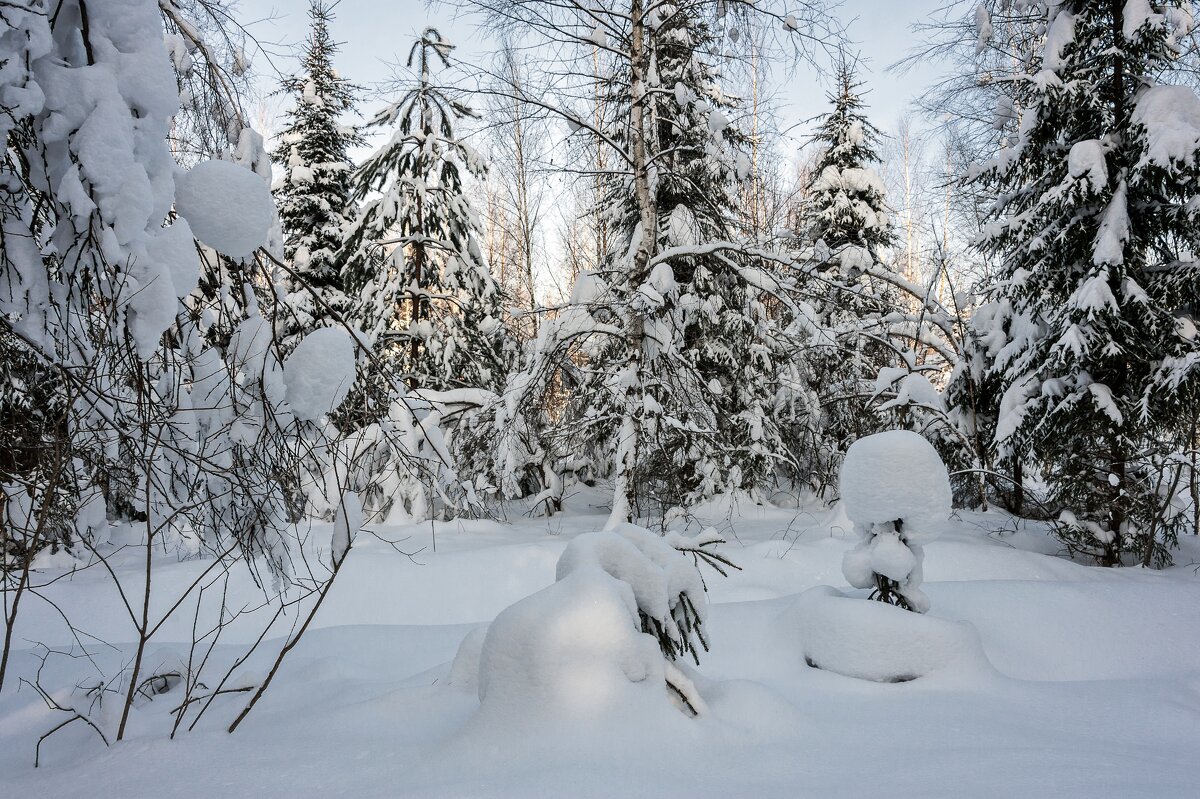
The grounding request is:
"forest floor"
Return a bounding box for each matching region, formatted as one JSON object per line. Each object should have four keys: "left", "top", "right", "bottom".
{"left": 3, "top": 489, "right": 1200, "bottom": 797}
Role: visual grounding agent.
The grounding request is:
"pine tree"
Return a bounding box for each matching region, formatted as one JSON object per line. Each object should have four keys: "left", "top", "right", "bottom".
{"left": 974, "top": 0, "right": 1200, "bottom": 566}
{"left": 272, "top": 0, "right": 362, "bottom": 346}
{"left": 343, "top": 28, "right": 510, "bottom": 394}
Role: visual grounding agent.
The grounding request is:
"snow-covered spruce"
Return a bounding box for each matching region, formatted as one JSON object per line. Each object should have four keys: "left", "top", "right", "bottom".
{"left": 463, "top": 525, "right": 734, "bottom": 720}
{"left": 548, "top": 5, "right": 797, "bottom": 519}
{"left": 270, "top": 0, "right": 363, "bottom": 348}
{"left": 969, "top": 0, "right": 1200, "bottom": 566}
{"left": 839, "top": 430, "right": 952, "bottom": 613}
{"left": 343, "top": 28, "right": 511, "bottom": 394}
{"left": 792, "top": 57, "right": 907, "bottom": 474}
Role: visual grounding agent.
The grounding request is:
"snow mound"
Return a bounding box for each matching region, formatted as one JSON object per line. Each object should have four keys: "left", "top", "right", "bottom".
{"left": 476, "top": 567, "right": 668, "bottom": 718}
{"left": 283, "top": 327, "right": 356, "bottom": 423}
{"left": 839, "top": 430, "right": 951, "bottom": 526}
{"left": 783, "top": 586, "right": 994, "bottom": 683}
{"left": 174, "top": 159, "right": 274, "bottom": 258}
{"left": 556, "top": 524, "right": 710, "bottom": 645}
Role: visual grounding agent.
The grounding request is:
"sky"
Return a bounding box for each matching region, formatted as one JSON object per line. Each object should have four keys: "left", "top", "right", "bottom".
{"left": 237, "top": 0, "right": 951, "bottom": 148}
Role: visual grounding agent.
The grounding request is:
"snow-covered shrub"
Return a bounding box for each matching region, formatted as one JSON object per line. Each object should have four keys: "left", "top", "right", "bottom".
{"left": 839, "top": 430, "right": 951, "bottom": 613}
{"left": 471, "top": 525, "right": 732, "bottom": 720}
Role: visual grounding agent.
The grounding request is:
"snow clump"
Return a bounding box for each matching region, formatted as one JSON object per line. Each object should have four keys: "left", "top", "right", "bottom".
{"left": 174, "top": 159, "right": 274, "bottom": 258}
{"left": 282, "top": 327, "right": 357, "bottom": 423}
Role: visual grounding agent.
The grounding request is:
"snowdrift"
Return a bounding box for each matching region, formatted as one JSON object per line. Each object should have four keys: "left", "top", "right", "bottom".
{"left": 782, "top": 586, "right": 995, "bottom": 683}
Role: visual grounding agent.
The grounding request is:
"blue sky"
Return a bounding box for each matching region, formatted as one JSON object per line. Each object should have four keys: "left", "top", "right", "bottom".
{"left": 239, "top": 0, "right": 949, "bottom": 145}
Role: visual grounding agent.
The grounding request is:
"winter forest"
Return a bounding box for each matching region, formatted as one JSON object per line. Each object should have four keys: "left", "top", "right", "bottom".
{"left": 2, "top": 0, "right": 1200, "bottom": 795}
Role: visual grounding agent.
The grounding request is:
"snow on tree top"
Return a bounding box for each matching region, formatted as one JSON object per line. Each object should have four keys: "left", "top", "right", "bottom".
{"left": 1132, "top": 85, "right": 1200, "bottom": 171}
{"left": 174, "top": 159, "right": 275, "bottom": 258}
{"left": 839, "top": 430, "right": 951, "bottom": 526}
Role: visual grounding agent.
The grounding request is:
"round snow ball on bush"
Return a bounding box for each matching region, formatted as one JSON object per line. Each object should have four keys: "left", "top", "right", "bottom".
{"left": 283, "top": 327, "right": 356, "bottom": 422}
{"left": 840, "top": 430, "right": 951, "bottom": 525}
{"left": 174, "top": 160, "right": 274, "bottom": 258}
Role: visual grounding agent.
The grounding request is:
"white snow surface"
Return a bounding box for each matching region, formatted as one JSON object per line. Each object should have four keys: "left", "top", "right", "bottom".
{"left": 282, "top": 327, "right": 356, "bottom": 423}
{"left": 839, "top": 429, "right": 952, "bottom": 526}
{"left": 1067, "top": 139, "right": 1107, "bottom": 191}
{"left": 3, "top": 491, "right": 1200, "bottom": 797}
{"left": 174, "top": 159, "right": 274, "bottom": 258}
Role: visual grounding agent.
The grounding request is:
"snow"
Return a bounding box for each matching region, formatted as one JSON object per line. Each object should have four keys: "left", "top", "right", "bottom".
{"left": 1132, "top": 84, "right": 1200, "bottom": 170}
{"left": 1093, "top": 180, "right": 1129, "bottom": 265}
{"left": 148, "top": 218, "right": 201, "bottom": 298}
{"left": 331, "top": 491, "right": 362, "bottom": 566}
{"left": 3, "top": 496, "right": 1200, "bottom": 796}
{"left": 974, "top": 4, "right": 993, "bottom": 54}
{"left": 475, "top": 567, "right": 667, "bottom": 720}
{"left": 1041, "top": 9, "right": 1076, "bottom": 73}
{"left": 783, "top": 586, "right": 995, "bottom": 683}
{"left": 1123, "top": 0, "right": 1160, "bottom": 40}
{"left": 282, "top": 327, "right": 357, "bottom": 423}
{"left": 838, "top": 430, "right": 952, "bottom": 526}
{"left": 1067, "top": 138, "right": 1107, "bottom": 191}
{"left": 174, "top": 159, "right": 275, "bottom": 258}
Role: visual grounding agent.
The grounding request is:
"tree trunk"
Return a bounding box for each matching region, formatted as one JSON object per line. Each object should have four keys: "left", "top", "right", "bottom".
{"left": 605, "top": 0, "right": 657, "bottom": 529}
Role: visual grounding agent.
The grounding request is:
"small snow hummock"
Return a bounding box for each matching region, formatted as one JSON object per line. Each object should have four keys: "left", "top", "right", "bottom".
{"left": 839, "top": 430, "right": 951, "bottom": 613}
{"left": 174, "top": 159, "right": 275, "bottom": 258}
{"left": 282, "top": 327, "right": 357, "bottom": 423}
{"left": 782, "top": 586, "right": 994, "bottom": 683}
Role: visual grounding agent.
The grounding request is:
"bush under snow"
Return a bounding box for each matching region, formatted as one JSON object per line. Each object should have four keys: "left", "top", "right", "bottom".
{"left": 840, "top": 430, "right": 951, "bottom": 612}
{"left": 466, "top": 524, "right": 728, "bottom": 722}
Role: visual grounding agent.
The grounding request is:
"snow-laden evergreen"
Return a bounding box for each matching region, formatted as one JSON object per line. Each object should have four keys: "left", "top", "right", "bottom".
{"left": 271, "top": 1, "right": 363, "bottom": 347}
{"left": 532, "top": 3, "right": 803, "bottom": 521}
{"left": 334, "top": 29, "right": 515, "bottom": 522}
{"left": 343, "top": 29, "right": 511, "bottom": 394}
{"left": 790, "top": 59, "right": 911, "bottom": 484}
{"left": 970, "top": 0, "right": 1200, "bottom": 566}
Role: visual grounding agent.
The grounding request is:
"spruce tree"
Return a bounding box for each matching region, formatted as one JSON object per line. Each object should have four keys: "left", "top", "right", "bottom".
{"left": 974, "top": 0, "right": 1200, "bottom": 565}
{"left": 272, "top": 0, "right": 362, "bottom": 346}
{"left": 558, "top": 5, "right": 795, "bottom": 516}
{"left": 343, "top": 28, "right": 510, "bottom": 394}
{"left": 795, "top": 59, "right": 901, "bottom": 472}
{"left": 801, "top": 60, "right": 895, "bottom": 292}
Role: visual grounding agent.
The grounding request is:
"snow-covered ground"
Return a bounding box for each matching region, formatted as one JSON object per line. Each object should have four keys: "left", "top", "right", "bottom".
{"left": 4, "top": 491, "right": 1200, "bottom": 797}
